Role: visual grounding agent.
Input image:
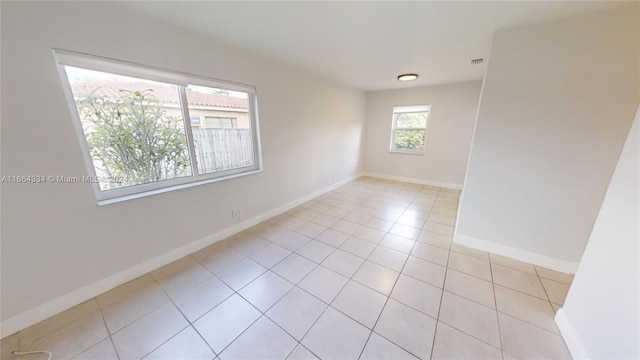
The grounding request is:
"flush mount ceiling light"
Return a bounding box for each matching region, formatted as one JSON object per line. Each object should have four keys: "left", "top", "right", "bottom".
{"left": 397, "top": 73, "right": 418, "bottom": 81}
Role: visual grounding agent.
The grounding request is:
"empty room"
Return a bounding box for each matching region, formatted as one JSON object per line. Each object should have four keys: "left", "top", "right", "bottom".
{"left": 1, "top": 1, "right": 638, "bottom": 360}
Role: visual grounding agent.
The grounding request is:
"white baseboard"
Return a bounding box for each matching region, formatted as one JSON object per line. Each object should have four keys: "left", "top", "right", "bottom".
{"left": 0, "top": 173, "right": 363, "bottom": 339}
{"left": 453, "top": 234, "right": 579, "bottom": 274}
{"left": 555, "top": 308, "right": 589, "bottom": 359}
{"left": 362, "top": 172, "right": 463, "bottom": 190}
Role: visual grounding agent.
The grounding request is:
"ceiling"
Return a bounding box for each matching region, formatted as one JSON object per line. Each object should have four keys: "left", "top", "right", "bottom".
{"left": 118, "top": 1, "right": 626, "bottom": 91}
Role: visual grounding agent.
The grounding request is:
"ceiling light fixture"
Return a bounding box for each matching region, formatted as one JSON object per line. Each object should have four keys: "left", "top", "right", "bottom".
{"left": 397, "top": 73, "right": 418, "bottom": 81}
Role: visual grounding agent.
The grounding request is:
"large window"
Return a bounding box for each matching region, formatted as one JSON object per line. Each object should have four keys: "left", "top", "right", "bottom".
{"left": 389, "top": 105, "right": 430, "bottom": 154}
{"left": 55, "top": 50, "right": 262, "bottom": 204}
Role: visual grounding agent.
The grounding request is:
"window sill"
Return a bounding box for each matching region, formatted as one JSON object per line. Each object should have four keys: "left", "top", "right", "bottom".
{"left": 389, "top": 149, "right": 425, "bottom": 155}
{"left": 97, "top": 169, "right": 263, "bottom": 206}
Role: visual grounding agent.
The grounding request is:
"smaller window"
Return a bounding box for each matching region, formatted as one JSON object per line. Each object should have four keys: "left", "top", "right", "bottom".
{"left": 389, "top": 105, "right": 430, "bottom": 154}
{"left": 190, "top": 116, "right": 202, "bottom": 126}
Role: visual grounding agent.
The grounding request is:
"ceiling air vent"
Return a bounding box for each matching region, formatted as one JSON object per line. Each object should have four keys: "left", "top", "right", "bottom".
{"left": 471, "top": 58, "right": 484, "bottom": 65}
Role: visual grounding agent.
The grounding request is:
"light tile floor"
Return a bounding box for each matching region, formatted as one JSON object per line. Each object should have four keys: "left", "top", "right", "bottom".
{"left": 1, "top": 177, "right": 574, "bottom": 360}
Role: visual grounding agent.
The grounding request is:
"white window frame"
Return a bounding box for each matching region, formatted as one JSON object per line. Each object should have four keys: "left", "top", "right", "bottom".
{"left": 53, "top": 49, "right": 263, "bottom": 205}
{"left": 389, "top": 104, "right": 431, "bottom": 154}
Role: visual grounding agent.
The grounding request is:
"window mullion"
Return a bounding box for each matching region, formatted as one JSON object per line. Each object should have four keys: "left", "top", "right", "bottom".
{"left": 178, "top": 85, "right": 199, "bottom": 177}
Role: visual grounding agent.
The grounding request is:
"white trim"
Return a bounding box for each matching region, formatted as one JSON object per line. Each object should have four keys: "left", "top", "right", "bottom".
{"left": 0, "top": 173, "right": 363, "bottom": 339}
{"left": 555, "top": 308, "right": 589, "bottom": 359}
{"left": 362, "top": 172, "right": 463, "bottom": 190}
{"left": 453, "top": 233, "right": 579, "bottom": 274}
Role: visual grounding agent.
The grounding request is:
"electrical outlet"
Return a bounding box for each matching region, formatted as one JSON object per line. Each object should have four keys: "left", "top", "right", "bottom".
{"left": 231, "top": 209, "right": 242, "bottom": 218}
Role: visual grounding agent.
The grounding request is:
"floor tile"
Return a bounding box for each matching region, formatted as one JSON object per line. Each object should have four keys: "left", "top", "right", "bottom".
{"left": 360, "top": 332, "right": 418, "bottom": 360}
{"left": 402, "top": 256, "right": 446, "bottom": 288}
{"left": 432, "top": 322, "right": 502, "bottom": 360}
{"left": 492, "top": 264, "right": 547, "bottom": 299}
{"left": 388, "top": 224, "right": 420, "bottom": 240}
{"left": 411, "top": 242, "right": 449, "bottom": 266}
{"left": 494, "top": 285, "right": 558, "bottom": 333}
{"left": 364, "top": 218, "right": 394, "bottom": 232}
{"left": 311, "top": 213, "right": 340, "bottom": 228}
{"left": 217, "top": 258, "right": 267, "bottom": 290}
{"left": 354, "top": 205, "right": 380, "bottom": 217}
{"left": 150, "top": 256, "right": 212, "bottom": 299}
{"left": 374, "top": 299, "right": 436, "bottom": 359}
{"left": 499, "top": 313, "right": 571, "bottom": 359}
{"left": 112, "top": 303, "right": 188, "bottom": 360}
{"left": 444, "top": 269, "right": 495, "bottom": 309}
{"left": 339, "top": 237, "right": 377, "bottom": 258}
{"left": 72, "top": 338, "right": 118, "bottom": 360}
{"left": 302, "top": 307, "right": 371, "bottom": 360}
{"left": 275, "top": 215, "right": 307, "bottom": 231}
{"left": 395, "top": 214, "right": 426, "bottom": 229}
{"left": 272, "top": 232, "right": 313, "bottom": 252}
{"left": 402, "top": 209, "right": 429, "bottom": 220}
{"left": 239, "top": 271, "right": 294, "bottom": 312}
{"left": 26, "top": 311, "right": 108, "bottom": 360}
{"left": 173, "top": 276, "right": 234, "bottom": 322}
{"left": 249, "top": 244, "right": 291, "bottom": 269}
{"left": 368, "top": 246, "right": 408, "bottom": 272}
{"left": 255, "top": 224, "right": 291, "bottom": 242}
{"left": 193, "top": 294, "right": 261, "bottom": 354}
{"left": 97, "top": 275, "right": 170, "bottom": 334}
{"left": 289, "top": 207, "right": 322, "bottom": 221}
{"left": 345, "top": 212, "right": 374, "bottom": 225}
{"left": 417, "top": 231, "right": 452, "bottom": 249}
{"left": 315, "top": 228, "right": 350, "bottom": 247}
{"left": 353, "top": 261, "right": 400, "bottom": 296}
{"left": 272, "top": 253, "right": 318, "bottom": 284}
{"left": 193, "top": 244, "right": 246, "bottom": 274}
{"left": 374, "top": 209, "right": 402, "bottom": 223}
{"left": 295, "top": 239, "right": 335, "bottom": 263}
{"left": 439, "top": 292, "right": 501, "bottom": 348}
{"left": 220, "top": 316, "right": 297, "bottom": 360}
{"left": 429, "top": 207, "right": 457, "bottom": 218}
{"left": 352, "top": 226, "right": 386, "bottom": 244}
{"left": 331, "top": 281, "right": 387, "bottom": 329}
{"left": 325, "top": 206, "right": 352, "bottom": 219}
{"left": 228, "top": 232, "right": 271, "bottom": 256}
{"left": 295, "top": 222, "right": 327, "bottom": 238}
{"left": 321, "top": 249, "right": 365, "bottom": 278}
{"left": 143, "top": 327, "right": 214, "bottom": 360}
{"left": 490, "top": 254, "right": 536, "bottom": 274}
{"left": 449, "top": 244, "right": 489, "bottom": 260}
{"left": 423, "top": 222, "right": 453, "bottom": 236}
{"left": 0, "top": 333, "right": 18, "bottom": 360}
{"left": 330, "top": 220, "right": 360, "bottom": 236}
{"left": 391, "top": 275, "right": 442, "bottom": 318}
{"left": 19, "top": 299, "right": 99, "bottom": 346}
{"left": 380, "top": 234, "right": 415, "bottom": 254}
{"left": 427, "top": 213, "right": 456, "bottom": 226}
{"left": 540, "top": 278, "right": 570, "bottom": 304}
{"left": 448, "top": 252, "right": 492, "bottom": 281}
{"left": 267, "top": 287, "right": 327, "bottom": 341}
{"left": 535, "top": 266, "right": 574, "bottom": 284}
{"left": 298, "top": 266, "right": 349, "bottom": 303}
{"left": 287, "top": 344, "right": 319, "bottom": 360}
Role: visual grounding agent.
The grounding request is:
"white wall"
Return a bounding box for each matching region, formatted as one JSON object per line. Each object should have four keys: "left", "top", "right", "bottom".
{"left": 0, "top": 2, "right": 365, "bottom": 329}
{"left": 364, "top": 81, "right": 482, "bottom": 188}
{"left": 556, "top": 105, "right": 639, "bottom": 359}
{"left": 455, "top": 5, "right": 639, "bottom": 271}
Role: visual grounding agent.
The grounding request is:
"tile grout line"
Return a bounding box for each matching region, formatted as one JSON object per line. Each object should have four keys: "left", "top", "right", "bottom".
{"left": 357, "top": 185, "right": 440, "bottom": 360}
{"left": 429, "top": 188, "right": 450, "bottom": 360}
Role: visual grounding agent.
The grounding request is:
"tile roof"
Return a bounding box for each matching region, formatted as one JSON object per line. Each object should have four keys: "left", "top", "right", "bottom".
{"left": 70, "top": 81, "right": 248, "bottom": 110}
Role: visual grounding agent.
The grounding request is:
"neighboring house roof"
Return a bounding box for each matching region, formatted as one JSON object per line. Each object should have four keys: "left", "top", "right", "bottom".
{"left": 70, "top": 81, "right": 248, "bottom": 110}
